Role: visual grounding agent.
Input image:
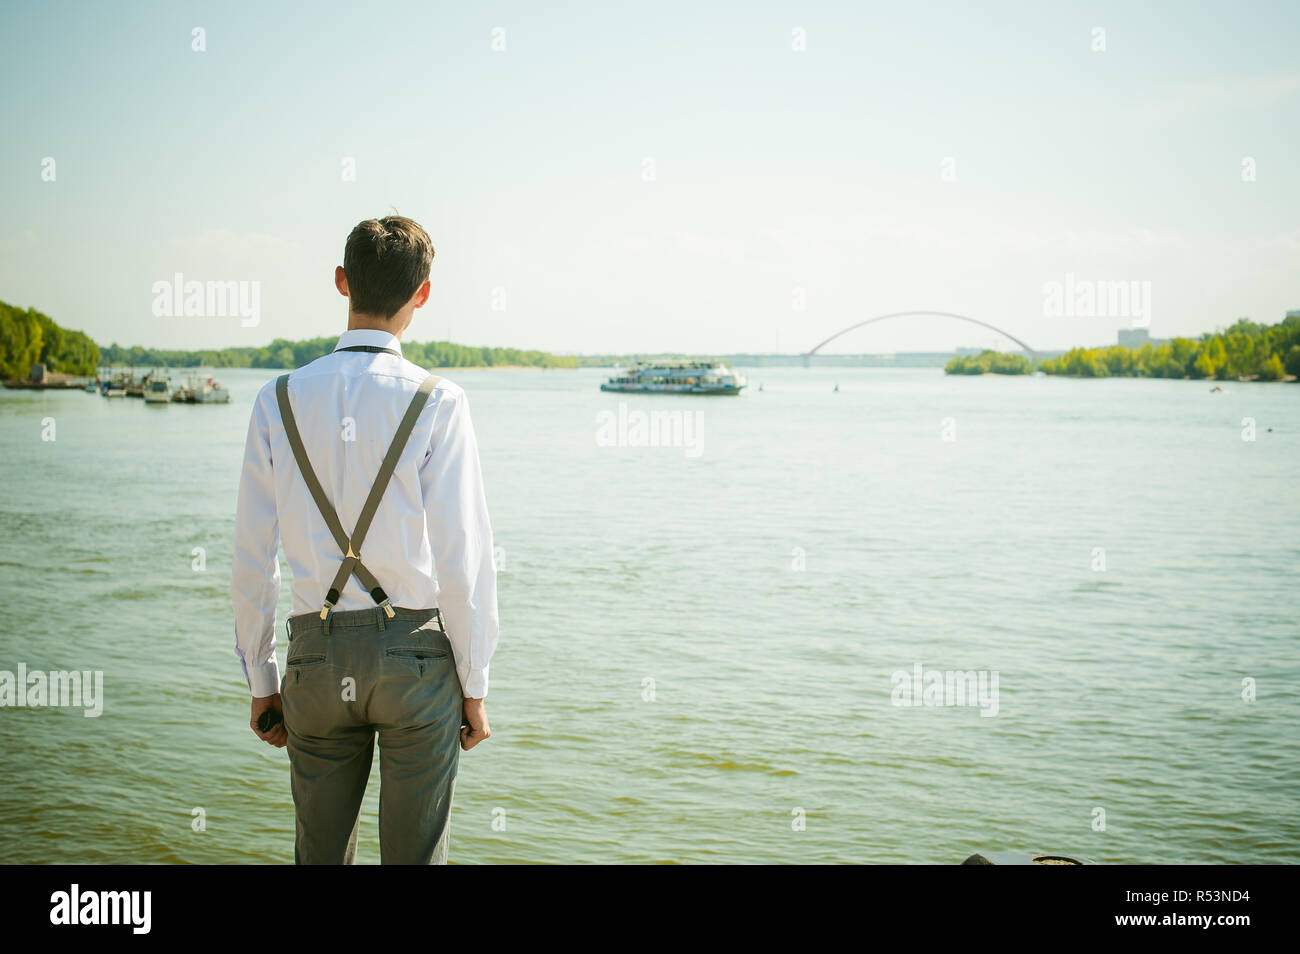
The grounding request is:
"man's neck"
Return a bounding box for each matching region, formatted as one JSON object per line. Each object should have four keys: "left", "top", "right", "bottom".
{"left": 347, "top": 311, "right": 410, "bottom": 340}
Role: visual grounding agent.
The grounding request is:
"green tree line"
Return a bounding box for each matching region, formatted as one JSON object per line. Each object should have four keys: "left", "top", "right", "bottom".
{"left": 945, "top": 315, "right": 1300, "bottom": 380}
{"left": 944, "top": 351, "right": 1035, "bottom": 375}
{"left": 0, "top": 301, "right": 100, "bottom": 379}
{"left": 98, "top": 336, "right": 578, "bottom": 370}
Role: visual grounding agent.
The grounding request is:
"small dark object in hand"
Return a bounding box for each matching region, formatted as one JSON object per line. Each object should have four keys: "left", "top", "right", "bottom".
{"left": 258, "top": 709, "right": 283, "bottom": 733}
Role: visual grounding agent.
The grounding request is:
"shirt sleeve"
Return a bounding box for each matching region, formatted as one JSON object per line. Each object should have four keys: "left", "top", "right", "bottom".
{"left": 231, "top": 385, "right": 283, "bottom": 697}
{"left": 420, "top": 385, "right": 499, "bottom": 699}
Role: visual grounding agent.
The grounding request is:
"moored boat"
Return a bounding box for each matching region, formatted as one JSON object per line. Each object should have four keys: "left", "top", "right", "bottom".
{"left": 143, "top": 378, "right": 172, "bottom": 403}
{"left": 101, "top": 371, "right": 130, "bottom": 397}
{"left": 125, "top": 371, "right": 153, "bottom": 398}
{"left": 173, "top": 373, "right": 231, "bottom": 404}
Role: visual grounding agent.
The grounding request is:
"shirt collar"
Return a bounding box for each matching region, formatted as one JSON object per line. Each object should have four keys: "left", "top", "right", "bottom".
{"left": 333, "top": 328, "right": 403, "bottom": 355}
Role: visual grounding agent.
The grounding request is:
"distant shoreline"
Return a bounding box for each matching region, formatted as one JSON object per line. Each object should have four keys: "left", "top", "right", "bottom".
{"left": 946, "top": 316, "right": 1300, "bottom": 381}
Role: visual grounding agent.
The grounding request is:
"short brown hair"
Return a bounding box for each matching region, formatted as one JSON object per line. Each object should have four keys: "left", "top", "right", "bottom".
{"left": 342, "top": 216, "right": 435, "bottom": 318}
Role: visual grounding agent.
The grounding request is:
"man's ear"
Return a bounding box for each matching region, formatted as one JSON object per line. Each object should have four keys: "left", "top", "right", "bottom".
{"left": 413, "top": 279, "right": 431, "bottom": 309}
{"left": 335, "top": 266, "right": 349, "bottom": 298}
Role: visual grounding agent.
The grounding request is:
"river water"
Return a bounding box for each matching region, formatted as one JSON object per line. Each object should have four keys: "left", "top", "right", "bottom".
{"left": 1, "top": 366, "right": 1296, "bottom": 863}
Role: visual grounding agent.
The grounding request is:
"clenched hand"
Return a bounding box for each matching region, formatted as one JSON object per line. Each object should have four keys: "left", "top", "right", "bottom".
{"left": 251, "top": 692, "right": 287, "bottom": 748}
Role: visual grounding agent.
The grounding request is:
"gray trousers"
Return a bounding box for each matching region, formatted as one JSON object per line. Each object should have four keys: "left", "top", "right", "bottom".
{"left": 280, "top": 606, "right": 463, "bottom": 864}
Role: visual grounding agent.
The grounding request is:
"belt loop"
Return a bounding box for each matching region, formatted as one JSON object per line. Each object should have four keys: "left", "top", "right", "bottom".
{"left": 322, "top": 611, "right": 331, "bottom": 637}
{"left": 376, "top": 607, "right": 386, "bottom": 631}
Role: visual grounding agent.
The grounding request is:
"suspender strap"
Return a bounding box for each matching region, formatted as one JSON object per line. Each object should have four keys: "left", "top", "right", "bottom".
{"left": 275, "top": 371, "right": 441, "bottom": 619}
{"left": 319, "top": 372, "right": 439, "bottom": 613}
{"left": 274, "top": 374, "right": 361, "bottom": 569}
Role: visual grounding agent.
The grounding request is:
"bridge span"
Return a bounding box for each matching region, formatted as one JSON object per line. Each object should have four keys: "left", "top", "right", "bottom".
{"left": 802, "top": 311, "right": 1039, "bottom": 364}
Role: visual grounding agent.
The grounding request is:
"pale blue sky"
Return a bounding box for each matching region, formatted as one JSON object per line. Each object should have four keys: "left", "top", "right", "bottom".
{"left": 1, "top": 0, "right": 1297, "bottom": 355}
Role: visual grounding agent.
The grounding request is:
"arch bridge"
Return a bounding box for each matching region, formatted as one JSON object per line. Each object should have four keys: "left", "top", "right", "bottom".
{"left": 802, "top": 311, "right": 1039, "bottom": 364}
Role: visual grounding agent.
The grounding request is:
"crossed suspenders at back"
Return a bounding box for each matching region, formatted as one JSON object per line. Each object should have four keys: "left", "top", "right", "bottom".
{"left": 275, "top": 346, "right": 441, "bottom": 622}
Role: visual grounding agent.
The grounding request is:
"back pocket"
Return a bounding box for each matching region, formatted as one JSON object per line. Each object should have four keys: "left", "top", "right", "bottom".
{"left": 386, "top": 646, "right": 447, "bottom": 661}
{"left": 286, "top": 652, "right": 326, "bottom": 669}
{"left": 386, "top": 644, "right": 447, "bottom": 676}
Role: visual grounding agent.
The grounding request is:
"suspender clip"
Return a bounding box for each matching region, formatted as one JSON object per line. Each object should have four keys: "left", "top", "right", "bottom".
{"left": 368, "top": 586, "right": 396, "bottom": 618}
{"left": 320, "top": 587, "right": 340, "bottom": 619}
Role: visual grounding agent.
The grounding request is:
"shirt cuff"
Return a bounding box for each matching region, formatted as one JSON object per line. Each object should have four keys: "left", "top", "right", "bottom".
{"left": 462, "top": 665, "right": 489, "bottom": 700}
{"left": 247, "top": 659, "right": 282, "bottom": 698}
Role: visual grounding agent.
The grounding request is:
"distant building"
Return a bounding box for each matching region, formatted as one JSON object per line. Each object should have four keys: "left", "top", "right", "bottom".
{"left": 1117, "top": 328, "right": 1169, "bottom": 349}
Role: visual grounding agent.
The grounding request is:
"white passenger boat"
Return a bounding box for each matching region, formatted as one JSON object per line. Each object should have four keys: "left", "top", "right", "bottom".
{"left": 600, "top": 361, "right": 746, "bottom": 395}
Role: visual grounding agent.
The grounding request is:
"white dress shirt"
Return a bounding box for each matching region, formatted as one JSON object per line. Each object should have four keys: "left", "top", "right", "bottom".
{"left": 231, "top": 328, "right": 499, "bottom": 699}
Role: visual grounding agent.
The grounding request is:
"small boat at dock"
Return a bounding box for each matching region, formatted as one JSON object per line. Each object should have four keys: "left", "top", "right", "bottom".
{"left": 171, "top": 373, "right": 231, "bottom": 404}
{"left": 98, "top": 368, "right": 151, "bottom": 397}
{"left": 125, "top": 369, "right": 161, "bottom": 398}
{"left": 101, "top": 371, "right": 130, "bottom": 397}
{"left": 143, "top": 378, "right": 172, "bottom": 403}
